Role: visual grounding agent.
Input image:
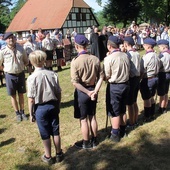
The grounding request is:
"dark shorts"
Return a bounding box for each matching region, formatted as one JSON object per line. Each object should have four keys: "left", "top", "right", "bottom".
{"left": 74, "top": 86, "right": 97, "bottom": 120}
{"left": 140, "top": 77, "right": 158, "bottom": 100}
{"left": 165, "top": 73, "right": 170, "bottom": 94}
{"left": 5, "top": 72, "right": 26, "bottom": 96}
{"left": 157, "top": 72, "right": 166, "bottom": 96}
{"left": 106, "top": 83, "right": 129, "bottom": 117}
{"left": 126, "top": 76, "right": 140, "bottom": 105}
{"left": 56, "top": 48, "right": 64, "bottom": 59}
{"left": 35, "top": 100, "right": 60, "bottom": 140}
{"left": 45, "top": 50, "right": 53, "bottom": 60}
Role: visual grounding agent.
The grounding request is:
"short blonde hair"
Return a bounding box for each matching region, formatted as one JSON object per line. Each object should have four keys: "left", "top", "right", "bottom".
{"left": 29, "top": 50, "right": 46, "bottom": 67}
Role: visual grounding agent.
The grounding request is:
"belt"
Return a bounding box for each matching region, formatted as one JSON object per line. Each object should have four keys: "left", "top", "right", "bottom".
{"left": 110, "top": 81, "right": 129, "bottom": 85}
{"left": 83, "top": 85, "right": 95, "bottom": 88}
{"left": 5, "top": 72, "right": 23, "bottom": 76}
{"left": 147, "top": 76, "right": 157, "bottom": 79}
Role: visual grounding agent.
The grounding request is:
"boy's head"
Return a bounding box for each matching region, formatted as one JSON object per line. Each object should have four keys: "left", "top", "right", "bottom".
{"left": 29, "top": 50, "right": 46, "bottom": 67}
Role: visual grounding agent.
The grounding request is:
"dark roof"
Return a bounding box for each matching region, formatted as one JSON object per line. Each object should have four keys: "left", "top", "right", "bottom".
{"left": 6, "top": 0, "right": 90, "bottom": 32}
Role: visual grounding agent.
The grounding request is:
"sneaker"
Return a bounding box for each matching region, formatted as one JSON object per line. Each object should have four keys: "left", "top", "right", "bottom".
{"left": 41, "top": 155, "right": 53, "bottom": 165}
{"left": 120, "top": 130, "right": 127, "bottom": 138}
{"left": 21, "top": 113, "right": 28, "bottom": 120}
{"left": 134, "top": 122, "right": 139, "bottom": 128}
{"left": 90, "top": 137, "right": 99, "bottom": 148}
{"left": 143, "top": 117, "right": 151, "bottom": 123}
{"left": 125, "top": 124, "right": 134, "bottom": 134}
{"left": 110, "top": 133, "right": 120, "bottom": 142}
{"left": 74, "top": 140, "right": 92, "bottom": 149}
{"left": 16, "top": 114, "right": 22, "bottom": 122}
{"left": 56, "top": 151, "right": 64, "bottom": 163}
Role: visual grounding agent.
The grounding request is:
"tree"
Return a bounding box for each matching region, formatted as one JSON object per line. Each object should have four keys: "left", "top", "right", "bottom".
{"left": 102, "top": 0, "right": 141, "bottom": 27}
{"left": 10, "top": 0, "right": 26, "bottom": 20}
{"left": 96, "top": 0, "right": 170, "bottom": 26}
{"left": 0, "top": 0, "right": 12, "bottom": 32}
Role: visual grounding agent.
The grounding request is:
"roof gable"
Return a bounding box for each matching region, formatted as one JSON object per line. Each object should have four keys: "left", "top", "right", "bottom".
{"left": 7, "top": 0, "right": 90, "bottom": 32}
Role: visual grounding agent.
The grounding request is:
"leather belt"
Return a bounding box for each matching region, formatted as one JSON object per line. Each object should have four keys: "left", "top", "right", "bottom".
{"left": 5, "top": 72, "right": 23, "bottom": 76}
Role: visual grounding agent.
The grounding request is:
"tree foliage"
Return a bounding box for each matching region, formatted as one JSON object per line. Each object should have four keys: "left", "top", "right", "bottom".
{"left": 10, "top": 0, "right": 26, "bottom": 20}
{"left": 96, "top": 0, "right": 170, "bottom": 27}
{"left": 0, "top": 0, "right": 12, "bottom": 32}
{"left": 0, "top": 0, "right": 26, "bottom": 32}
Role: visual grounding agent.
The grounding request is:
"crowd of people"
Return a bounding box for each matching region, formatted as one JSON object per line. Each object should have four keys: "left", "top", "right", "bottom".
{"left": 0, "top": 22, "right": 170, "bottom": 165}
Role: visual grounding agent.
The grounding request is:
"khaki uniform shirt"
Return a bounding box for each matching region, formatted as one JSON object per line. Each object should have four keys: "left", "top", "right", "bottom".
{"left": 42, "top": 38, "right": 54, "bottom": 51}
{"left": 140, "top": 52, "right": 160, "bottom": 78}
{"left": 0, "top": 43, "right": 28, "bottom": 74}
{"left": 27, "top": 68, "right": 61, "bottom": 105}
{"left": 128, "top": 50, "right": 141, "bottom": 77}
{"left": 159, "top": 52, "right": 170, "bottom": 73}
{"left": 71, "top": 54, "right": 103, "bottom": 86}
{"left": 104, "top": 51, "right": 130, "bottom": 83}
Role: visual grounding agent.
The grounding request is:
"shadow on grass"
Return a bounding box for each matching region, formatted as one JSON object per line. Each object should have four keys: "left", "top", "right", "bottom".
{"left": 61, "top": 100, "right": 74, "bottom": 109}
{"left": 62, "top": 129, "right": 170, "bottom": 170}
{"left": 15, "top": 165, "right": 51, "bottom": 170}
{"left": 13, "top": 127, "right": 170, "bottom": 170}
{"left": 15, "top": 149, "right": 52, "bottom": 170}
{"left": 54, "top": 66, "right": 70, "bottom": 73}
{"left": 0, "top": 138, "right": 15, "bottom": 147}
{"left": 0, "top": 128, "right": 7, "bottom": 134}
{"left": 0, "top": 114, "right": 7, "bottom": 118}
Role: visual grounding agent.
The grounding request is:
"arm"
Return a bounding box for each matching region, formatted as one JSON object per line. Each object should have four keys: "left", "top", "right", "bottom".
{"left": 28, "top": 97, "right": 35, "bottom": 122}
{"left": 73, "top": 82, "right": 94, "bottom": 97}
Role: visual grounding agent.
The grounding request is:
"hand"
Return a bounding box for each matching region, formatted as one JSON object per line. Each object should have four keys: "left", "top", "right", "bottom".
{"left": 87, "top": 90, "right": 94, "bottom": 98}
{"left": 91, "top": 92, "right": 98, "bottom": 101}
{"left": 30, "top": 115, "right": 36, "bottom": 123}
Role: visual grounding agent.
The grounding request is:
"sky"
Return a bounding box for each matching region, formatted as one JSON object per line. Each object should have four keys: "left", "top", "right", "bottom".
{"left": 84, "top": 0, "right": 107, "bottom": 12}
{"left": 10, "top": 0, "right": 107, "bottom": 12}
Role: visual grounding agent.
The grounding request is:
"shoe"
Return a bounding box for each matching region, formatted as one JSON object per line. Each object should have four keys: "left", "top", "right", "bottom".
{"left": 110, "top": 133, "right": 120, "bottom": 142}
{"left": 41, "top": 155, "right": 53, "bottom": 165}
{"left": 125, "top": 124, "right": 134, "bottom": 132}
{"left": 21, "top": 113, "right": 28, "bottom": 120}
{"left": 143, "top": 117, "right": 151, "bottom": 123}
{"left": 56, "top": 151, "right": 64, "bottom": 163}
{"left": 163, "top": 108, "right": 167, "bottom": 114}
{"left": 16, "top": 114, "right": 22, "bottom": 122}
{"left": 74, "top": 140, "right": 92, "bottom": 149}
{"left": 134, "top": 122, "right": 139, "bottom": 128}
{"left": 90, "top": 137, "right": 99, "bottom": 148}
{"left": 120, "top": 129, "right": 127, "bottom": 138}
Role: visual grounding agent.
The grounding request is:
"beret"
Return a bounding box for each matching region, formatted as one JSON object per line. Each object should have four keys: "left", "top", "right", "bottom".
{"left": 75, "top": 34, "right": 89, "bottom": 46}
{"left": 143, "top": 38, "right": 156, "bottom": 46}
{"left": 124, "top": 36, "right": 135, "bottom": 46}
{"left": 157, "top": 39, "right": 169, "bottom": 46}
{"left": 3, "top": 32, "right": 13, "bottom": 40}
{"left": 108, "top": 36, "right": 120, "bottom": 45}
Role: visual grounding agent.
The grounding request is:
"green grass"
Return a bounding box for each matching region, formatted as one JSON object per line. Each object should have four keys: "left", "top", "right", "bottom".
{"left": 0, "top": 58, "right": 170, "bottom": 170}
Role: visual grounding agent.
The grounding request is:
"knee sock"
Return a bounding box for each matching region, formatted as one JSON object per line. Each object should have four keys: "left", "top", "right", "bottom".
{"left": 144, "top": 107, "right": 151, "bottom": 118}
{"left": 20, "top": 110, "right": 24, "bottom": 114}
{"left": 111, "top": 128, "right": 119, "bottom": 135}
{"left": 16, "top": 110, "right": 20, "bottom": 115}
{"left": 119, "top": 125, "right": 126, "bottom": 137}
{"left": 150, "top": 103, "right": 155, "bottom": 117}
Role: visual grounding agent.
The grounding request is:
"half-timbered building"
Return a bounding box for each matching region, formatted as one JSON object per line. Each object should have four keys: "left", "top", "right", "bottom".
{"left": 6, "top": 0, "right": 99, "bottom": 38}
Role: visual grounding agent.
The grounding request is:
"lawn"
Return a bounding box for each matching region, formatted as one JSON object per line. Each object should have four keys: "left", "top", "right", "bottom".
{"left": 0, "top": 56, "right": 170, "bottom": 170}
